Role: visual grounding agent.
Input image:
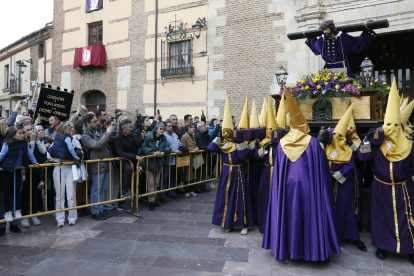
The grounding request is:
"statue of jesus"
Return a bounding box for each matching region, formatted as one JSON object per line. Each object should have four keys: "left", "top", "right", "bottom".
{"left": 306, "top": 20, "right": 376, "bottom": 78}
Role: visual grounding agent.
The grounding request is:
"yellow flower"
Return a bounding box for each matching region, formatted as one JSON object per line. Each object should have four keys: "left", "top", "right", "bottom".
{"left": 315, "top": 74, "right": 320, "bottom": 79}
{"left": 317, "top": 85, "right": 321, "bottom": 89}
{"left": 345, "top": 78, "right": 349, "bottom": 81}
{"left": 324, "top": 82, "right": 328, "bottom": 86}
{"left": 301, "top": 80, "right": 305, "bottom": 84}
{"left": 382, "top": 81, "right": 387, "bottom": 85}
{"left": 353, "top": 81, "right": 357, "bottom": 85}
{"left": 313, "top": 79, "right": 317, "bottom": 83}
{"left": 334, "top": 76, "right": 338, "bottom": 80}
{"left": 375, "top": 79, "right": 378, "bottom": 83}
{"left": 387, "top": 86, "right": 391, "bottom": 90}
{"left": 305, "top": 86, "right": 309, "bottom": 90}
{"left": 290, "top": 85, "right": 295, "bottom": 89}
{"left": 335, "top": 85, "right": 340, "bottom": 90}
{"left": 370, "top": 82, "right": 373, "bottom": 86}
{"left": 301, "top": 87, "right": 305, "bottom": 90}
{"left": 358, "top": 86, "right": 362, "bottom": 89}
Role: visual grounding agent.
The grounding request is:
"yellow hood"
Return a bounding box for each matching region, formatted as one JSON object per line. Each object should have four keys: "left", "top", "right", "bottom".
{"left": 380, "top": 78, "right": 412, "bottom": 161}
{"left": 280, "top": 86, "right": 311, "bottom": 162}
{"left": 325, "top": 103, "right": 354, "bottom": 164}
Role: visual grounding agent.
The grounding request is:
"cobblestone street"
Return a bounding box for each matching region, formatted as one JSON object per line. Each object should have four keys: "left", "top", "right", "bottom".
{"left": 0, "top": 191, "right": 413, "bottom": 276}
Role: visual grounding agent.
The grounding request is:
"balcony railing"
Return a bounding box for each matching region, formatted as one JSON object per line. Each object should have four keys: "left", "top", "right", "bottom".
{"left": 161, "top": 66, "right": 194, "bottom": 78}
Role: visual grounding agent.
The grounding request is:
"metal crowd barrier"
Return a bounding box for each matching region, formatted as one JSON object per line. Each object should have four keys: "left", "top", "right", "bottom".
{"left": 0, "top": 152, "right": 221, "bottom": 223}
{"left": 0, "top": 157, "right": 136, "bottom": 224}
{"left": 134, "top": 150, "right": 220, "bottom": 212}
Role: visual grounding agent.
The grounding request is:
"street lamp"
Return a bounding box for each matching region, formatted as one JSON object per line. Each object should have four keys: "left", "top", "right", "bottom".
{"left": 360, "top": 57, "right": 374, "bottom": 88}
{"left": 275, "top": 66, "right": 288, "bottom": 92}
{"left": 192, "top": 18, "right": 206, "bottom": 39}
{"left": 18, "top": 59, "right": 32, "bottom": 75}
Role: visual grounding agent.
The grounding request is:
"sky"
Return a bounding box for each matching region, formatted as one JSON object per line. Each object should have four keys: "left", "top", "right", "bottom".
{"left": 0, "top": 0, "right": 54, "bottom": 48}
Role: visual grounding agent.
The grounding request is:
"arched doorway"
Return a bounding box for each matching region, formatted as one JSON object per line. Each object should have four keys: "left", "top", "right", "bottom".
{"left": 84, "top": 90, "right": 106, "bottom": 113}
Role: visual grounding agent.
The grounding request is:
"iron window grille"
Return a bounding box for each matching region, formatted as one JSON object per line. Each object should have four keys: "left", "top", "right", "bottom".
{"left": 161, "top": 37, "right": 194, "bottom": 78}
{"left": 10, "top": 77, "right": 21, "bottom": 94}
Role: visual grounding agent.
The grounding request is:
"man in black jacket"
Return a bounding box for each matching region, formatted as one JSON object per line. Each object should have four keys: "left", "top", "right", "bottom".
{"left": 114, "top": 119, "right": 144, "bottom": 210}
{"left": 194, "top": 121, "right": 215, "bottom": 193}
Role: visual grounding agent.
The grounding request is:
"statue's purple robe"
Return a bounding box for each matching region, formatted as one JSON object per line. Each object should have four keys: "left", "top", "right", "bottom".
{"left": 306, "top": 30, "right": 376, "bottom": 77}
{"left": 262, "top": 137, "right": 340, "bottom": 261}
{"left": 207, "top": 142, "right": 254, "bottom": 228}
{"left": 357, "top": 133, "right": 414, "bottom": 254}
{"left": 330, "top": 153, "right": 361, "bottom": 241}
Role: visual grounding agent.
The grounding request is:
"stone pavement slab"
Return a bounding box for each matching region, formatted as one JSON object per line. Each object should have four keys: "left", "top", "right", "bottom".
{"left": 0, "top": 191, "right": 413, "bottom": 275}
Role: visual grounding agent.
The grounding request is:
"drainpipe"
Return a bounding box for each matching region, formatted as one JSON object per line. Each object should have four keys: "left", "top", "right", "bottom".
{"left": 154, "top": 0, "right": 158, "bottom": 116}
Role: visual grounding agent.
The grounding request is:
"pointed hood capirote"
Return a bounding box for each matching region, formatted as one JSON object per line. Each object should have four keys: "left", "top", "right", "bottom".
{"left": 401, "top": 99, "right": 414, "bottom": 126}
{"left": 400, "top": 99, "right": 414, "bottom": 139}
{"left": 276, "top": 92, "right": 287, "bottom": 129}
{"left": 286, "top": 112, "right": 291, "bottom": 128}
{"left": 400, "top": 97, "right": 409, "bottom": 112}
{"left": 220, "top": 96, "right": 237, "bottom": 153}
{"left": 238, "top": 97, "right": 250, "bottom": 129}
{"left": 380, "top": 78, "right": 412, "bottom": 161}
{"left": 280, "top": 86, "right": 312, "bottom": 162}
{"left": 346, "top": 112, "right": 361, "bottom": 147}
{"left": 259, "top": 96, "right": 279, "bottom": 147}
{"left": 259, "top": 98, "right": 267, "bottom": 127}
{"left": 325, "top": 103, "right": 354, "bottom": 164}
{"left": 250, "top": 100, "right": 260, "bottom": 128}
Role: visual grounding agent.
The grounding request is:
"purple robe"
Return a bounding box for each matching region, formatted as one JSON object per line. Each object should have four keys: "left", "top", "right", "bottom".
{"left": 246, "top": 141, "right": 261, "bottom": 223}
{"left": 207, "top": 143, "right": 254, "bottom": 228}
{"left": 358, "top": 139, "right": 414, "bottom": 254}
{"left": 354, "top": 158, "right": 365, "bottom": 224}
{"left": 262, "top": 137, "right": 340, "bottom": 261}
{"left": 330, "top": 153, "right": 361, "bottom": 241}
{"left": 254, "top": 142, "right": 278, "bottom": 233}
{"left": 306, "top": 31, "right": 376, "bottom": 77}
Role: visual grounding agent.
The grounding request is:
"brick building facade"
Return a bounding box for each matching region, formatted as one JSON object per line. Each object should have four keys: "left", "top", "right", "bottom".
{"left": 50, "top": 0, "right": 414, "bottom": 121}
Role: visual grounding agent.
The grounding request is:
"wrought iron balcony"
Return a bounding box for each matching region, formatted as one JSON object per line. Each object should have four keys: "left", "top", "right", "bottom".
{"left": 161, "top": 66, "right": 194, "bottom": 78}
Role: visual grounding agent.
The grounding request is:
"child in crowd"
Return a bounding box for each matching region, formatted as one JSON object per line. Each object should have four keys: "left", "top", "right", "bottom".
{"left": 48, "top": 122, "right": 80, "bottom": 227}
{"left": 0, "top": 126, "right": 38, "bottom": 222}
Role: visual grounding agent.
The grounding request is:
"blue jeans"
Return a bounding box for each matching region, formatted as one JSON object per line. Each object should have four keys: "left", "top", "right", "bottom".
{"left": 159, "top": 164, "right": 177, "bottom": 198}
{"left": 194, "top": 164, "right": 208, "bottom": 191}
{"left": 91, "top": 170, "right": 109, "bottom": 215}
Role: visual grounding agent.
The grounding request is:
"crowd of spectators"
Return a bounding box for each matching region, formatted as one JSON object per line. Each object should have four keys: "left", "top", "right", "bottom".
{"left": 0, "top": 100, "right": 222, "bottom": 236}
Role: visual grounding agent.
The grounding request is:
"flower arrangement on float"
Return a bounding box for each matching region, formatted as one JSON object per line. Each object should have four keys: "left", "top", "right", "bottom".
{"left": 282, "top": 69, "right": 391, "bottom": 104}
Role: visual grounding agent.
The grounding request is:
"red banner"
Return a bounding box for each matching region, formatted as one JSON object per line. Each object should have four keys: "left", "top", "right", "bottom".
{"left": 73, "top": 44, "right": 106, "bottom": 69}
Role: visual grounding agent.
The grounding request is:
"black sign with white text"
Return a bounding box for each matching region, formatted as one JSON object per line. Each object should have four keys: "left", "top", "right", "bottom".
{"left": 34, "top": 87, "right": 74, "bottom": 127}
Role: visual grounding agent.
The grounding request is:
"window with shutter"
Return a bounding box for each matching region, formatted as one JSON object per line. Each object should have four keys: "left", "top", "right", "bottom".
{"left": 88, "top": 22, "right": 103, "bottom": 45}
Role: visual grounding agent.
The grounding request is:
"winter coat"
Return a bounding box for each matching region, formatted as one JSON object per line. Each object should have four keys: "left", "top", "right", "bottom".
{"left": 181, "top": 132, "right": 199, "bottom": 181}
{"left": 138, "top": 131, "right": 171, "bottom": 172}
{"left": 81, "top": 128, "right": 113, "bottom": 174}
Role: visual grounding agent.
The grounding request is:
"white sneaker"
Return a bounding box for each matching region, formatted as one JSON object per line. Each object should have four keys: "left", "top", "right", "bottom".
{"left": 210, "top": 182, "right": 216, "bottom": 189}
{"left": 240, "top": 228, "right": 248, "bottom": 235}
{"left": 14, "top": 210, "right": 22, "bottom": 219}
{"left": 68, "top": 221, "right": 76, "bottom": 226}
{"left": 20, "top": 218, "right": 30, "bottom": 228}
{"left": 184, "top": 193, "right": 190, "bottom": 198}
{"left": 4, "top": 212, "right": 13, "bottom": 222}
{"left": 31, "top": 217, "right": 41, "bottom": 226}
{"left": 57, "top": 222, "right": 64, "bottom": 227}
{"left": 190, "top": 192, "right": 197, "bottom": 197}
